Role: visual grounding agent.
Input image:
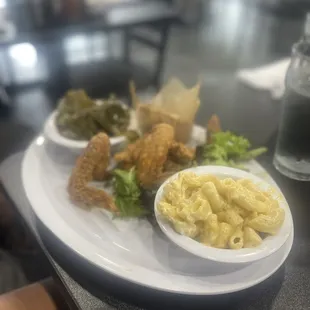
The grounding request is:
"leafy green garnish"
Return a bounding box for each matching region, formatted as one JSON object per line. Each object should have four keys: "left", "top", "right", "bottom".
{"left": 212, "top": 131, "right": 251, "bottom": 158}
{"left": 202, "top": 131, "right": 267, "bottom": 169}
{"left": 113, "top": 168, "right": 148, "bottom": 218}
{"left": 238, "top": 147, "right": 268, "bottom": 161}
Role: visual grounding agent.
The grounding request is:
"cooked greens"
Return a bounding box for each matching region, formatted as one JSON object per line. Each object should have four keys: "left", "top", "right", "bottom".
{"left": 56, "top": 90, "right": 130, "bottom": 140}
{"left": 202, "top": 131, "right": 267, "bottom": 168}
{"left": 113, "top": 168, "right": 148, "bottom": 218}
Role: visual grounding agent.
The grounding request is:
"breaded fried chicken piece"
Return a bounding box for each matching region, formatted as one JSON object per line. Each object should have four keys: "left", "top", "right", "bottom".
{"left": 68, "top": 133, "right": 117, "bottom": 212}
{"left": 169, "top": 141, "right": 195, "bottom": 164}
{"left": 114, "top": 123, "right": 192, "bottom": 187}
{"left": 137, "top": 123, "right": 174, "bottom": 188}
{"left": 114, "top": 137, "right": 145, "bottom": 169}
{"left": 93, "top": 144, "right": 111, "bottom": 181}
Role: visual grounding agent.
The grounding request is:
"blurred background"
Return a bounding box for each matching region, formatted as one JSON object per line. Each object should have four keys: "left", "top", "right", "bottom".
{"left": 0, "top": 0, "right": 309, "bottom": 300}
{"left": 0, "top": 0, "right": 308, "bottom": 135}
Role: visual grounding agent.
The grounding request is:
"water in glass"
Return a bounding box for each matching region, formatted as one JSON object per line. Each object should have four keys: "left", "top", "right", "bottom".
{"left": 273, "top": 14, "right": 310, "bottom": 180}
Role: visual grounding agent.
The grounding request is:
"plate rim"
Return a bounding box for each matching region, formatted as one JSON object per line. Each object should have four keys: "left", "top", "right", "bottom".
{"left": 22, "top": 134, "right": 294, "bottom": 295}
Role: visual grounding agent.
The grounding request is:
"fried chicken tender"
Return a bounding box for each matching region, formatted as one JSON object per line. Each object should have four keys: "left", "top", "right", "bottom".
{"left": 114, "top": 123, "right": 195, "bottom": 187}
{"left": 68, "top": 133, "right": 117, "bottom": 212}
{"left": 114, "top": 137, "right": 145, "bottom": 169}
{"left": 169, "top": 141, "right": 195, "bottom": 164}
{"left": 137, "top": 123, "right": 174, "bottom": 188}
{"left": 93, "top": 153, "right": 110, "bottom": 181}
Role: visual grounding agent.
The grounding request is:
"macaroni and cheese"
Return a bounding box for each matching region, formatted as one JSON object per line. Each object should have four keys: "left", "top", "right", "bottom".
{"left": 157, "top": 172, "right": 285, "bottom": 249}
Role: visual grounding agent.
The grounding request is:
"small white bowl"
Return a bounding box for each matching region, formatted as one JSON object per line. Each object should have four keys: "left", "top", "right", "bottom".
{"left": 44, "top": 111, "right": 126, "bottom": 151}
{"left": 154, "top": 166, "right": 293, "bottom": 264}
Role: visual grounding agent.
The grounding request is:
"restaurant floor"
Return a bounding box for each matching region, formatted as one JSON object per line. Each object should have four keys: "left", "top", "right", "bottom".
{"left": 0, "top": 0, "right": 306, "bottom": 294}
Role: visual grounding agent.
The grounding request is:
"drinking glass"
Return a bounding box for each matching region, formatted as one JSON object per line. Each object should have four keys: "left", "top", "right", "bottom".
{"left": 273, "top": 42, "right": 310, "bottom": 181}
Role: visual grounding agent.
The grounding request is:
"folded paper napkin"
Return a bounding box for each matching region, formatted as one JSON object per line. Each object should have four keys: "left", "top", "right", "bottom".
{"left": 236, "top": 58, "right": 290, "bottom": 100}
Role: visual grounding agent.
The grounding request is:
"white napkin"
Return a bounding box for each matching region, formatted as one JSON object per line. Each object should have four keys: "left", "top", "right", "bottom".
{"left": 236, "top": 58, "right": 290, "bottom": 100}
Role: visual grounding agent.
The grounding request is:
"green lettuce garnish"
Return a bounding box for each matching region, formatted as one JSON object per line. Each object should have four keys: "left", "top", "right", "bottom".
{"left": 113, "top": 168, "right": 148, "bottom": 218}
{"left": 202, "top": 131, "right": 267, "bottom": 169}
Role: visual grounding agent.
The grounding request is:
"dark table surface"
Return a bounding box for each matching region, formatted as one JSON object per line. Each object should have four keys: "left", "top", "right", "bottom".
{"left": 0, "top": 0, "right": 310, "bottom": 309}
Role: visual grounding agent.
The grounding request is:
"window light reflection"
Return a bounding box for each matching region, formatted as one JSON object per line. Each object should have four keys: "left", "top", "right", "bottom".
{"left": 9, "top": 43, "right": 38, "bottom": 68}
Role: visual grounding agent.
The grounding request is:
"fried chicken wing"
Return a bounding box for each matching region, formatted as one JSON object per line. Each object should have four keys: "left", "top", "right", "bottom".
{"left": 68, "top": 133, "right": 117, "bottom": 212}
{"left": 114, "top": 137, "right": 144, "bottom": 169}
{"left": 169, "top": 141, "right": 195, "bottom": 164}
{"left": 93, "top": 147, "right": 110, "bottom": 181}
{"left": 137, "top": 123, "right": 174, "bottom": 188}
{"left": 114, "top": 123, "right": 195, "bottom": 188}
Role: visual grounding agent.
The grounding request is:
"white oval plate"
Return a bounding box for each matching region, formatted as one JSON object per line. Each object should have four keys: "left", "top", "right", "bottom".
{"left": 22, "top": 129, "right": 294, "bottom": 295}
{"left": 44, "top": 111, "right": 126, "bottom": 150}
{"left": 154, "top": 166, "right": 293, "bottom": 264}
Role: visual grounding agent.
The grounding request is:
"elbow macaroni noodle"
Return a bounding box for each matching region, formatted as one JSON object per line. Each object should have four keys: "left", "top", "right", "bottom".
{"left": 158, "top": 172, "right": 285, "bottom": 249}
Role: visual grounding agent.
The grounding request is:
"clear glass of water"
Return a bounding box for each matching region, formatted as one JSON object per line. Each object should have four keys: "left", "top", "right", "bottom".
{"left": 273, "top": 42, "right": 310, "bottom": 181}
